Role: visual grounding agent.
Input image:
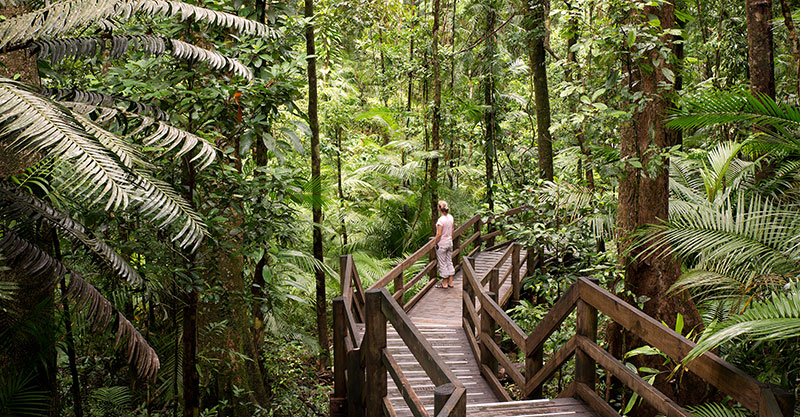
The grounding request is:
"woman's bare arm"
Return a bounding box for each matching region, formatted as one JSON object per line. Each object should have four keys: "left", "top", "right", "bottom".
{"left": 434, "top": 224, "right": 443, "bottom": 245}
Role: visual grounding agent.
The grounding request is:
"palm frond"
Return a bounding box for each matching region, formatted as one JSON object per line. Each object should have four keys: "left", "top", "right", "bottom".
{"left": 687, "top": 403, "right": 747, "bottom": 417}
{"left": 41, "top": 87, "right": 167, "bottom": 120}
{"left": 74, "top": 114, "right": 149, "bottom": 169}
{"left": 0, "top": 0, "right": 272, "bottom": 50}
{"left": 63, "top": 102, "right": 216, "bottom": 170}
{"left": 684, "top": 289, "right": 800, "bottom": 363}
{"left": 0, "top": 78, "right": 132, "bottom": 210}
{"left": 36, "top": 35, "right": 252, "bottom": 80}
{"left": 668, "top": 90, "right": 800, "bottom": 132}
{"left": 132, "top": 171, "right": 206, "bottom": 251}
{"left": 0, "top": 184, "right": 140, "bottom": 285}
{"left": 0, "top": 373, "right": 49, "bottom": 417}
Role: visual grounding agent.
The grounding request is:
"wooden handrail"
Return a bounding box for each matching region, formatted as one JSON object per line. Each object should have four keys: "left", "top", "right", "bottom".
{"left": 461, "top": 270, "right": 794, "bottom": 417}
{"left": 364, "top": 288, "right": 466, "bottom": 417}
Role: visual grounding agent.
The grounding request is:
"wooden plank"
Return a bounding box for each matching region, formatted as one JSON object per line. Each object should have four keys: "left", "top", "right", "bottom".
{"left": 382, "top": 396, "right": 398, "bottom": 417}
{"left": 511, "top": 244, "right": 521, "bottom": 302}
{"left": 454, "top": 231, "right": 480, "bottom": 256}
{"left": 576, "top": 278, "right": 763, "bottom": 412}
{"left": 347, "top": 347, "right": 364, "bottom": 417}
{"left": 371, "top": 239, "right": 436, "bottom": 289}
{"left": 378, "top": 289, "right": 459, "bottom": 387}
{"left": 333, "top": 297, "right": 347, "bottom": 398}
{"left": 435, "top": 386, "right": 467, "bottom": 417}
{"left": 341, "top": 255, "right": 352, "bottom": 296}
{"left": 498, "top": 267, "right": 511, "bottom": 288}
{"left": 525, "top": 283, "right": 579, "bottom": 355}
{"left": 556, "top": 380, "right": 577, "bottom": 399}
{"left": 484, "top": 337, "right": 525, "bottom": 388}
{"left": 404, "top": 277, "right": 437, "bottom": 312}
{"left": 484, "top": 239, "right": 513, "bottom": 252}
{"left": 575, "top": 382, "right": 622, "bottom": 417}
{"left": 462, "top": 290, "right": 479, "bottom": 330}
{"left": 383, "top": 349, "right": 428, "bottom": 417}
{"left": 453, "top": 214, "right": 481, "bottom": 238}
{"left": 576, "top": 335, "right": 690, "bottom": 417}
{"left": 480, "top": 364, "right": 513, "bottom": 402}
{"left": 364, "top": 290, "right": 387, "bottom": 417}
{"left": 481, "top": 229, "right": 502, "bottom": 242}
{"left": 575, "top": 299, "right": 598, "bottom": 390}
{"left": 403, "top": 260, "right": 437, "bottom": 293}
{"left": 463, "top": 317, "right": 481, "bottom": 364}
{"left": 523, "top": 336, "right": 577, "bottom": 397}
{"left": 344, "top": 299, "right": 360, "bottom": 346}
{"left": 479, "top": 294, "right": 527, "bottom": 349}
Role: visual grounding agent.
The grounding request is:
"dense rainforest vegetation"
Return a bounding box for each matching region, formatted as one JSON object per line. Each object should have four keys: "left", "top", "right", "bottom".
{"left": 0, "top": 0, "right": 799, "bottom": 413}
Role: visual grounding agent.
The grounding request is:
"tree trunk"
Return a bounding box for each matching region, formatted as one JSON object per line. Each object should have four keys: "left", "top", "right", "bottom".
{"left": 565, "top": 2, "right": 593, "bottom": 190}
{"left": 306, "top": 0, "right": 329, "bottom": 366}
{"left": 746, "top": 0, "right": 775, "bottom": 98}
{"left": 483, "top": 1, "right": 496, "bottom": 213}
{"left": 181, "top": 155, "right": 200, "bottom": 417}
{"left": 777, "top": 0, "right": 800, "bottom": 97}
{"left": 336, "top": 126, "right": 348, "bottom": 246}
{"left": 527, "top": 0, "right": 553, "bottom": 182}
{"left": 616, "top": 2, "right": 706, "bottom": 412}
{"left": 430, "top": 0, "right": 442, "bottom": 231}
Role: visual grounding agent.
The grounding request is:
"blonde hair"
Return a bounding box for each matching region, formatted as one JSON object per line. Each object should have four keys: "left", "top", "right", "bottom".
{"left": 438, "top": 200, "right": 449, "bottom": 214}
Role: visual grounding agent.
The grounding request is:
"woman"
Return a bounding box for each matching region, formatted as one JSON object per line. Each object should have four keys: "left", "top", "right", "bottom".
{"left": 434, "top": 200, "right": 455, "bottom": 288}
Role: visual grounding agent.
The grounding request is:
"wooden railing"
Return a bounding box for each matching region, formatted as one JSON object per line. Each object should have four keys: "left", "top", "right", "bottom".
{"left": 461, "top": 261, "right": 795, "bottom": 417}
{"left": 331, "top": 207, "right": 531, "bottom": 416}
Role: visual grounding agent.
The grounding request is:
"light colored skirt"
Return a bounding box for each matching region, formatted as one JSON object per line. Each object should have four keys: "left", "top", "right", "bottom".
{"left": 436, "top": 241, "right": 455, "bottom": 278}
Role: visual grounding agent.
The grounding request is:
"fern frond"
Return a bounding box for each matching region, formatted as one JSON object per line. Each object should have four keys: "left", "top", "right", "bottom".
{"left": 687, "top": 403, "right": 747, "bottom": 417}
{"left": 0, "top": 184, "right": 140, "bottom": 285}
{"left": 132, "top": 171, "right": 206, "bottom": 251}
{"left": 684, "top": 289, "right": 800, "bottom": 363}
{"left": 63, "top": 102, "right": 217, "bottom": 170}
{"left": 41, "top": 87, "right": 167, "bottom": 120}
{"left": 0, "top": 373, "right": 49, "bottom": 417}
{"left": 0, "top": 0, "right": 272, "bottom": 50}
{"left": 36, "top": 35, "right": 253, "bottom": 81}
{"left": 668, "top": 90, "right": 800, "bottom": 132}
{"left": 0, "top": 78, "right": 132, "bottom": 210}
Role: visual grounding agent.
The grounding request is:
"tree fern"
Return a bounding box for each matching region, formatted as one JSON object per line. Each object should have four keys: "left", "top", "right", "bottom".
{"left": 0, "top": 226, "right": 160, "bottom": 378}
{"left": 0, "top": 0, "right": 273, "bottom": 50}
{"left": 684, "top": 289, "right": 800, "bottom": 363}
{"left": 36, "top": 35, "right": 253, "bottom": 81}
{"left": 0, "top": 184, "right": 140, "bottom": 284}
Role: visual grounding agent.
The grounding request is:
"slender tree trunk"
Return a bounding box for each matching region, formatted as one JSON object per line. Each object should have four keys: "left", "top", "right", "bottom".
{"left": 431, "top": 0, "right": 442, "bottom": 231}
{"left": 336, "top": 126, "right": 348, "bottom": 246}
{"left": 483, "top": 1, "right": 496, "bottom": 213}
{"left": 181, "top": 156, "right": 200, "bottom": 417}
{"left": 565, "top": 2, "right": 594, "bottom": 190}
{"left": 777, "top": 0, "right": 800, "bottom": 97}
{"left": 306, "top": 0, "right": 329, "bottom": 366}
{"left": 526, "top": 0, "right": 553, "bottom": 181}
{"left": 746, "top": 0, "right": 775, "bottom": 98}
{"left": 695, "top": 0, "right": 713, "bottom": 80}
{"left": 616, "top": 3, "right": 705, "bottom": 412}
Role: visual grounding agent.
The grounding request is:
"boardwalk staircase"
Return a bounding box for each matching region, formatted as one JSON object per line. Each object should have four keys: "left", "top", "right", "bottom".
{"left": 330, "top": 208, "right": 795, "bottom": 417}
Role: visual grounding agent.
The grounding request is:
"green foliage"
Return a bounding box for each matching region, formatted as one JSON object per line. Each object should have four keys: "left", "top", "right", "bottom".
{"left": 0, "top": 374, "right": 48, "bottom": 417}
{"left": 88, "top": 386, "right": 133, "bottom": 417}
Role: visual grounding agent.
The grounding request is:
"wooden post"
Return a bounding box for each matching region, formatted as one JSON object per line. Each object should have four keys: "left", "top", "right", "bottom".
{"left": 364, "top": 289, "right": 386, "bottom": 417}
{"left": 393, "top": 272, "right": 404, "bottom": 305}
{"left": 525, "top": 345, "right": 543, "bottom": 399}
{"left": 575, "top": 297, "right": 598, "bottom": 391}
{"left": 340, "top": 255, "right": 349, "bottom": 291}
{"left": 489, "top": 267, "right": 499, "bottom": 298}
{"left": 468, "top": 255, "right": 476, "bottom": 269}
{"left": 474, "top": 218, "right": 482, "bottom": 252}
{"left": 480, "top": 288, "right": 498, "bottom": 375}
{"left": 526, "top": 247, "right": 536, "bottom": 278}
{"left": 331, "top": 297, "right": 347, "bottom": 416}
{"left": 511, "top": 243, "right": 521, "bottom": 303}
{"left": 434, "top": 383, "right": 454, "bottom": 415}
{"left": 347, "top": 347, "right": 364, "bottom": 417}
{"left": 453, "top": 234, "right": 462, "bottom": 267}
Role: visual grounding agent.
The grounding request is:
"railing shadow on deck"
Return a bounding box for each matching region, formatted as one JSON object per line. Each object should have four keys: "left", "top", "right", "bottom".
{"left": 330, "top": 207, "right": 532, "bottom": 417}
{"left": 461, "top": 259, "right": 796, "bottom": 417}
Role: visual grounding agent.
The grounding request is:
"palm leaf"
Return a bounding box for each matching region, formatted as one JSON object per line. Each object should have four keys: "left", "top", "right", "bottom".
{"left": 0, "top": 0, "right": 272, "bottom": 50}
{"left": 687, "top": 403, "right": 747, "bottom": 417}
{"left": 0, "top": 227, "right": 159, "bottom": 378}
{"left": 668, "top": 90, "right": 800, "bottom": 132}
{"left": 684, "top": 289, "right": 800, "bottom": 363}
{"left": 0, "top": 184, "right": 140, "bottom": 285}
{"left": 41, "top": 87, "right": 167, "bottom": 120}
{"left": 0, "top": 373, "right": 48, "bottom": 417}
{"left": 0, "top": 78, "right": 132, "bottom": 210}
{"left": 65, "top": 102, "right": 216, "bottom": 170}
{"left": 36, "top": 35, "right": 253, "bottom": 81}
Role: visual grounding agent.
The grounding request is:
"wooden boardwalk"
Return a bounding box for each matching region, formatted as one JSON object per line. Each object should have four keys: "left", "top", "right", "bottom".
{"left": 381, "top": 249, "right": 598, "bottom": 416}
